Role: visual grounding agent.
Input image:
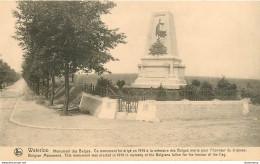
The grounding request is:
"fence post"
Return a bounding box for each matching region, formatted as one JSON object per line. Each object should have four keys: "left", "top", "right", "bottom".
{"left": 84, "top": 83, "right": 87, "bottom": 93}
{"left": 241, "top": 88, "right": 245, "bottom": 99}
{"left": 106, "top": 85, "right": 109, "bottom": 97}
{"left": 165, "top": 88, "right": 168, "bottom": 101}
{"left": 118, "top": 95, "right": 121, "bottom": 112}
{"left": 214, "top": 88, "right": 217, "bottom": 100}
{"left": 150, "top": 87, "right": 153, "bottom": 99}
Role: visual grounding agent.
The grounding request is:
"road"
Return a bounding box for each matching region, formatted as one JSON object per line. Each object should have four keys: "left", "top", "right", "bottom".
{"left": 0, "top": 79, "right": 259, "bottom": 147}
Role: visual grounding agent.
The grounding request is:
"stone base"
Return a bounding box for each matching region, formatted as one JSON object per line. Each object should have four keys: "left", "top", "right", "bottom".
{"left": 132, "top": 78, "right": 186, "bottom": 89}
{"left": 132, "top": 55, "right": 187, "bottom": 89}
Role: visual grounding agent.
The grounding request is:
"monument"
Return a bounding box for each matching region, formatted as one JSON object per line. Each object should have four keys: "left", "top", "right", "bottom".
{"left": 132, "top": 11, "right": 187, "bottom": 89}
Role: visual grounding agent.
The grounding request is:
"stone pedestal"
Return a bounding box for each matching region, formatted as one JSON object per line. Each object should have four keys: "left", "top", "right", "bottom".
{"left": 132, "top": 56, "right": 186, "bottom": 89}
{"left": 132, "top": 11, "right": 187, "bottom": 89}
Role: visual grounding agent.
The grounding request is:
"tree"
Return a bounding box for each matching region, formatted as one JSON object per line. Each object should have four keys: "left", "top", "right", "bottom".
{"left": 13, "top": 2, "right": 63, "bottom": 103}
{"left": 0, "top": 59, "right": 20, "bottom": 88}
{"left": 14, "top": 1, "right": 126, "bottom": 114}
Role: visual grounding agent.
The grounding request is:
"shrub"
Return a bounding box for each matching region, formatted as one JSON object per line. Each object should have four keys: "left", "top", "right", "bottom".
{"left": 116, "top": 80, "right": 126, "bottom": 89}
{"left": 156, "top": 84, "right": 166, "bottom": 101}
{"left": 216, "top": 76, "right": 238, "bottom": 99}
{"left": 200, "top": 81, "right": 214, "bottom": 100}
{"left": 180, "top": 84, "right": 197, "bottom": 100}
{"left": 94, "top": 77, "right": 116, "bottom": 96}
{"left": 96, "top": 77, "right": 113, "bottom": 89}
{"left": 216, "top": 76, "right": 237, "bottom": 91}
{"left": 200, "top": 81, "right": 213, "bottom": 90}
{"left": 192, "top": 79, "right": 201, "bottom": 88}
{"left": 251, "top": 93, "right": 260, "bottom": 105}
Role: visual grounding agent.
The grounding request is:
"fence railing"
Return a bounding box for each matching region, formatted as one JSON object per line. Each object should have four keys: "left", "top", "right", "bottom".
{"left": 84, "top": 83, "right": 246, "bottom": 101}
{"left": 84, "top": 83, "right": 118, "bottom": 99}
{"left": 84, "top": 83, "right": 248, "bottom": 113}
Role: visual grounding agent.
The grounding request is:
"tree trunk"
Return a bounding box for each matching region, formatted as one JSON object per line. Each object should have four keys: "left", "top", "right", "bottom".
{"left": 63, "top": 62, "right": 69, "bottom": 115}
{"left": 71, "top": 73, "right": 74, "bottom": 83}
{"left": 50, "top": 69, "right": 55, "bottom": 106}
{"left": 36, "top": 79, "right": 40, "bottom": 95}
{"left": 46, "top": 74, "right": 49, "bottom": 99}
{"left": 42, "top": 79, "right": 45, "bottom": 96}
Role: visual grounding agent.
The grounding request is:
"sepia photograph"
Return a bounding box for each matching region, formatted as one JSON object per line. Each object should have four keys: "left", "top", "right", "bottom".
{"left": 0, "top": 0, "right": 260, "bottom": 162}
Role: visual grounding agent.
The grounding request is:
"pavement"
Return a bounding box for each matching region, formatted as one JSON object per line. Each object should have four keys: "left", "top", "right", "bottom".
{"left": 1, "top": 79, "right": 260, "bottom": 147}
{"left": 4, "top": 79, "right": 149, "bottom": 130}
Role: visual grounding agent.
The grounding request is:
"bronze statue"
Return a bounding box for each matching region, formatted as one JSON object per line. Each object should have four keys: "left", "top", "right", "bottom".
{"left": 155, "top": 19, "right": 166, "bottom": 41}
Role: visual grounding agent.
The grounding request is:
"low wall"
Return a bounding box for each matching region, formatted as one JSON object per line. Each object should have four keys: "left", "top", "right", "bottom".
{"left": 151, "top": 100, "right": 248, "bottom": 121}
{"left": 136, "top": 100, "right": 157, "bottom": 122}
{"left": 79, "top": 92, "right": 249, "bottom": 121}
{"left": 79, "top": 93, "right": 118, "bottom": 119}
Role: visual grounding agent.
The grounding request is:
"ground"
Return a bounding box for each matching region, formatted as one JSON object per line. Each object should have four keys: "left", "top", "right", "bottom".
{"left": 0, "top": 79, "right": 259, "bottom": 147}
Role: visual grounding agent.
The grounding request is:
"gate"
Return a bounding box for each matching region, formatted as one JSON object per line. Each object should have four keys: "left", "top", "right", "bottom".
{"left": 118, "top": 96, "right": 138, "bottom": 113}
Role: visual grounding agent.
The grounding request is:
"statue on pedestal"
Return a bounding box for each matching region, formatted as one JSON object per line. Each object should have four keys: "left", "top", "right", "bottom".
{"left": 132, "top": 11, "right": 187, "bottom": 89}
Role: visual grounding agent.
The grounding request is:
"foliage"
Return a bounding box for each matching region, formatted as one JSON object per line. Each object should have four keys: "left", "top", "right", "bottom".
{"left": 96, "top": 77, "right": 114, "bottom": 89}
{"left": 156, "top": 84, "right": 166, "bottom": 101}
{"left": 216, "top": 76, "right": 237, "bottom": 99}
{"left": 191, "top": 79, "right": 201, "bottom": 88}
{"left": 116, "top": 80, "right": 125, "bottom": 89}
{"left": 216, "top": 76, "right": 237, "bottom": 91}
{"left": 250, "top": 93, "right": 260, "bottom": 105}
{"left": 0, "top": 59, "right": 20, "bottom": 88}
{"left": 149, "top": 40, "right": 167, "bottom": 56}
{"left": 93, "top": 77, "right": 117, "bottom": 97}
{"left": 200, "top": 81, "right": 214, "bottom": 100}
{"left": 13, "top": 1, "right": 126, "bottom": 113}
{"left": 200, "top": 81, "right": 213, "bottom": 90}
{"left": 180, "top": 84, "right": 197, "bottom": 100}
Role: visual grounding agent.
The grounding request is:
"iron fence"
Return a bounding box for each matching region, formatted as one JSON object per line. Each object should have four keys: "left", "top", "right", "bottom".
{"left": 121, "top": 88, "right": 242, "bottom": 101}
{"left": 84, "top": 83, "right": 245, "bottom": 101}
{"left": 84, "top": 83, "right": 118, "bottom": 99}
{"left": 118, "top": 96, "right": 138, "bottom": 113}
{"left": 84, "top": 83, "right": 247, "bottom": 113}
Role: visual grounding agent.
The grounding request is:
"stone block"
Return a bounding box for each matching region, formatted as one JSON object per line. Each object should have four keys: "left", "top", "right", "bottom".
{"left": 116, "top": 112, "right": 128, "bottom": 120}
{"left": 136, "top": 100, "right": 157, "bottom": 122}
{"left": 79, "top": 93, "right": 117, "bottom": 119}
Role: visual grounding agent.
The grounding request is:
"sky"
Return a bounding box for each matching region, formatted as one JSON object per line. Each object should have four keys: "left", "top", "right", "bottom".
{"left": 0, "top": 1, "right": 260, "bottom": 79}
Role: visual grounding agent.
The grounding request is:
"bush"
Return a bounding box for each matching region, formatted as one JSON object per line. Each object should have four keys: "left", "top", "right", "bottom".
{"left": 216, "top": 76, "right": 237, "bottom": 91}
{"left": 216, "top": 76, "right": 238, "bottom": 99}
{"left": 192, "top": 79, "right": 201, "bottom": 88}
{"left": 116, "top": 80, "right": 125, "bottom": 89}
{"left": 180, "top": 84, "right": 197, "bottom": 100}
{"left": 94, "top": 77, "right": 116, "bottom": 96}
{"left": 200, "top": 81, "right": 213, "bottom": 90}
{"left": 96, "top": 77, "right": 113, "bottom": 89}
{"left": 251, "top": 93, "right": 260, "bottom": 105}
{"left": 200, "top": 81, "right": 214, "bottom": 100}
{"left": 156, "top": 84, "right": 166, "bottom": 101}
